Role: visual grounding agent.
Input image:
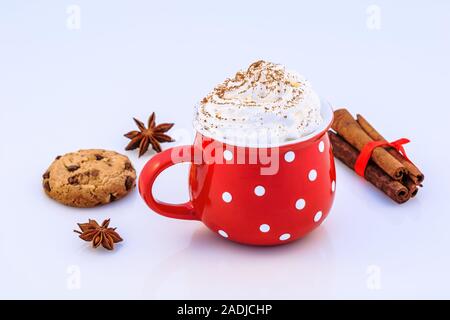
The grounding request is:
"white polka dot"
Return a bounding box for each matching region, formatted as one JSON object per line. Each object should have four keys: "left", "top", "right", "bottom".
{"left": 308, "top": 169, "right": 317, "bottom": 181}
{"left": 279, "top": 233, "right": 291, "bottom": 241}
{"left": 295, "top": 198, "right": 306, "bottom": 210}
{"left": 259, "top": 224, "right": 270, "bottom": 233}
{"left": 223, "top": 150, "right": 233, "bottom": 161}
{"left": 331, "top": 181, "right": 336, "bottom": 192}
{"left": 284, "top": 151, "right": 295, "bottom": 163}
{"left": 222, "top": 192, "right": 232, "bottom": 203}
{"left": 218, "top": 230, "right": 228, "bottom": 238}
{"left": 318, "top": 141, "right": 325, "bottom": 153}
{"left": 254, "top": 185, "right": 265, "bottom": 196}
{"left": 314, "top": 211, "right": 323, "bottom": 222}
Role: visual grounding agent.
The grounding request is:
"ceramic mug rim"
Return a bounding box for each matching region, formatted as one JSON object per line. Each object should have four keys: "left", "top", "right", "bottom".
{"left": 194, "top": 98, "right": 334, "bottom": 149}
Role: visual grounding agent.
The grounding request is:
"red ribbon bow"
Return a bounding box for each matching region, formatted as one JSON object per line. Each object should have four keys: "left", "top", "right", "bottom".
{"left": 354, "top": 138, "right": 411, "bottom": 177}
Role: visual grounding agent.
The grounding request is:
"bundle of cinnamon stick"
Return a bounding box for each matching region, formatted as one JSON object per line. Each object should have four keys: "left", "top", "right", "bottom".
{"left": 329, "top": 109, "right": 424, "bottom": 204}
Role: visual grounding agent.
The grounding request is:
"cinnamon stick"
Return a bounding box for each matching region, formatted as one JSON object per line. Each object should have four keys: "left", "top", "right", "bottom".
{"left": 329, "top": 131, "right": 410, "bottom": 204}
{"left": 356, "top": 114, "right": 424, "bottom": 185}
{"left": 332, "top": 109, "right": 407, "bottom": 181}
{"left": 403, "top": 176, "right": 419, "bottom": 198}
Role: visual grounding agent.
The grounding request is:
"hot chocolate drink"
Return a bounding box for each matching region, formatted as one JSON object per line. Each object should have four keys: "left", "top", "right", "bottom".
{"left": 194, "top": 60, "right": 323, "bottom": 146}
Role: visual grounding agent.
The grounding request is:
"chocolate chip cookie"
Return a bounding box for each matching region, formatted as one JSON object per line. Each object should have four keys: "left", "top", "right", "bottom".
{"left": 42, "top": 149, "right": 136, "bottom": 207}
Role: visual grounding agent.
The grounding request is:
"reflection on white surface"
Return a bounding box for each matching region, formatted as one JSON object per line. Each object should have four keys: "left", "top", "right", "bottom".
{"left": 144, "top": 227, "right": 335, "bottom": 299}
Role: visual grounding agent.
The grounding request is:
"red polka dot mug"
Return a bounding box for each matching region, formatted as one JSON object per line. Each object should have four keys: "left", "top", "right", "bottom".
{"left": 139, "top": 102, "right": 335, "bottom": 246}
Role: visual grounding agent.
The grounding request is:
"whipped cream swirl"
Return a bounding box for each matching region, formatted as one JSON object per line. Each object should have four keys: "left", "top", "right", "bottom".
{"left": 194, "top": 60, "right": 323, "bottom": 146}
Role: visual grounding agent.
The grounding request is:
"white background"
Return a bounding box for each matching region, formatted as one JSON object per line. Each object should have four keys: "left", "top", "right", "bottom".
{"left": 1, "top": 0, "right": 449, "bottom": 299}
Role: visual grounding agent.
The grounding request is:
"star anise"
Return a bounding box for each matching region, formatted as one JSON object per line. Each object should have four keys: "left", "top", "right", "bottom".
{"left": 124, "top": 112, "right": 174, "bottom": 156}
{"left": 74, "top": 219, "right": 123, "bottom": 250}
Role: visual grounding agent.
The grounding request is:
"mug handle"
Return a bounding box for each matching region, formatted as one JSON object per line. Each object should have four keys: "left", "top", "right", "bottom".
{"left": 139, "top": 145, "right": 198, "bottom": 220}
